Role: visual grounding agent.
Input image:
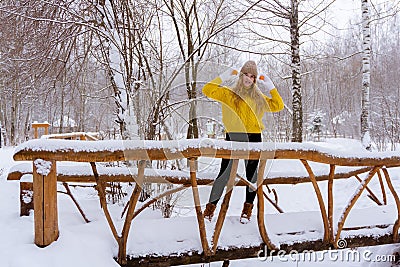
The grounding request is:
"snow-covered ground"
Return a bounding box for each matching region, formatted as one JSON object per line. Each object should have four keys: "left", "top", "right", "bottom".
{"left": 1, "top": 138, "right": 400, "bottom": 267}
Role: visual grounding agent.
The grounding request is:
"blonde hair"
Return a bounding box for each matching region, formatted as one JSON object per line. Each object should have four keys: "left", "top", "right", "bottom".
{"left": 231, "top": 73, "right": 267, "bottom": 115}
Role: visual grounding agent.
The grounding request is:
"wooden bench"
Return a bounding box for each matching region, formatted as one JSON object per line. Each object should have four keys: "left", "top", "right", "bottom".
{"left": 10, "top": 138, "right": 400, "bottom": 265}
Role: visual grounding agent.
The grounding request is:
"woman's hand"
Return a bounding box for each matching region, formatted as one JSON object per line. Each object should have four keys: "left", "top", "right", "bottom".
{"left": 258, "top": 74, "right": 276, "bottom": 91}
{"left": 219, "top": 68, "right": 238, "bottom": 83}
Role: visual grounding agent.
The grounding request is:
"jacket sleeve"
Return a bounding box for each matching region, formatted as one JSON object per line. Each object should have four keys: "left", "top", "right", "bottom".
{"left": 263, "top": 88, "right": 284, "bottom": 112}
{"left": 202, "top": 77, "right": 234, "bottom": 103}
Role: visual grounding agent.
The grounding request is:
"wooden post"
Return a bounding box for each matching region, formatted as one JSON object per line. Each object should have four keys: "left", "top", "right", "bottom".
{"left": 328, "top": 164, "right": 335, "bottom": 244}
{"left": 118, "top": 160, "right": 145, "bottom": 264}
{"left": 381, "top": 168, "right": 400, "bottom": 241}
{"left": 256, "top": 160, "right": 278, "bottom": 251}
{"left": 32, "top": 122, "right": 50, "bottom": 139}
{"left": 335, "top": 167, "right": 380, "bottom": 246}
{"left": 33, "top": 160, "right": 59, "bottom": 246}
{"left": 33, "top": 127, "right": 38, "bottom": 139}
{"left": 20, "top": 182, "right": 34, "bottom": 216}
{"left": 301, "top": 159, "right": 330, "bottom": 243}
{"left": 212, "top": 159, "right": 239, "bottom": 253}
{"left": 189, "top": 158, "right": 211, "bottom": 256}
{"left": 377, "top": 169, "right": 387, "bottom": 205}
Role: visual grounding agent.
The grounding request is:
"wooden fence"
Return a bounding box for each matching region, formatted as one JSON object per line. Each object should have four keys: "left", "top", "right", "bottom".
{"left": 11, "top": 138, "right": 400, "bottom": 265}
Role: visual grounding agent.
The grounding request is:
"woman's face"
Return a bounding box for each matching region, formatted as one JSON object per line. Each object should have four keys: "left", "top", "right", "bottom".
{"left": 242, "top": 73, "right": 256, "bottom": 88}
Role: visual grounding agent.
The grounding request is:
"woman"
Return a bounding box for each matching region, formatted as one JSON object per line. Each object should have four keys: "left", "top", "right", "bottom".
{"left": 202, "top": 60, "right": 284, "bottom": 223}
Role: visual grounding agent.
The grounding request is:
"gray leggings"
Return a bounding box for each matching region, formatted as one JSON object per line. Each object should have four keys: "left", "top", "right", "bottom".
{"left": 209, "top": 132, "right": 261, "bottom": 204}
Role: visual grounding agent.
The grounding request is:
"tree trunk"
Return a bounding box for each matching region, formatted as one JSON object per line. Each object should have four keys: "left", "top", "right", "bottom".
{"left": 290, "top": 0, "right": 303, "bottom": 142}
{"left": 361, "top": 0, "right": 372, "bottom": 150}
{"left": 59, "top": 83, "right": 65, "bottom": 134}
{"left": 185, "top": 62, "right": 199, "bottom": 139}
{"left": 24, "top": 109, "right": 30, "bottom": 141}
{"left": 10, "top": 91, "right": 17, "bottom": 145}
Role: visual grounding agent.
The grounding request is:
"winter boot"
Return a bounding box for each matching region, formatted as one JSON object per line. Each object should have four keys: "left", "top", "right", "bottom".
{"left": 203, "top": 203, "right": 216, "bottom": 221}
{"left": 240, "top": 202, "right": 254, "bottom": 224}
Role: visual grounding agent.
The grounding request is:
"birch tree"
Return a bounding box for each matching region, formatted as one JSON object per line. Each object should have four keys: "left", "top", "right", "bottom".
{"left": 361, "top": 0, "right": 372, "bottom": 150}
{"left": 289, "top": 0, "right": 302, "bottom": 142}
{"left": 247, "top": 0, "right": 335, "bottom": 142}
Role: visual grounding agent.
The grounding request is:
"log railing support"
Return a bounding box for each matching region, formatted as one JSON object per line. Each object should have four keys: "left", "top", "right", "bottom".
{"left": 301, "top": 159, "right": 330, "bottom": 243}
{"left": 354, "top": 174, "right": 383, "bottom": 205}
{"left": 377, "top": 169, "right": 387, "bottom": 205}
{"left": 212, "top": 159, "right": 239, "bottom": 253}
{"left": 237, "top": 175, "right": 284, "bottom": 213}
{"left": 118, "top": 160, "right": 145, "bottom": 265}
{"left": 381, "top": 168, "right": 400, "bottom": 241}
{"left": 189, "top": 158, "right": 211, "bottom": 256}
{"left": 335, "top": 167, "right": 380, "bottom": 246}
{"left": 328, "top": 164, "right": 335, "bottom": 244}
{"left": 256, "top": 159, "right": 278, "bottom": 250}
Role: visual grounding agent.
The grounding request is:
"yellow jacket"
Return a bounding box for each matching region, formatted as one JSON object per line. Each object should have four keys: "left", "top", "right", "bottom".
{"left": 202, "top": 77, "right": 284, "bottom": 133}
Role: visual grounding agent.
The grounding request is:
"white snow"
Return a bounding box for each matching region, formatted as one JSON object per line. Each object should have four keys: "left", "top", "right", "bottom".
{"left": 34, "top": 159, "right": 52, "bottom": 176}
{"left": 21, "top": 190, "right": 33, "bottom": 204}
{"left": 2, "top": 138, "right": 400, "bottom": 266}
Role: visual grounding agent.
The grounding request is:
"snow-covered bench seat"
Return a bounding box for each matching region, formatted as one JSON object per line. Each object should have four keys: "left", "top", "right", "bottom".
{"left": 10, "top": 138, "right": 400, "bottom": 265}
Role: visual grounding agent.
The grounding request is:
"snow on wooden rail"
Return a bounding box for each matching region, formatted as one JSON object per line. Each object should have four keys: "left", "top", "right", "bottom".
{"left": 14, "top": 138, "right": 400, "bottom": 165}
{"left": 11, "top": 138, "right": 400, "bottom": 265}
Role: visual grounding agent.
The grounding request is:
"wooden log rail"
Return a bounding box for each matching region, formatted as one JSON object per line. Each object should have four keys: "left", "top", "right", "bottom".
{"left": 12, "top": 138, "right": 400, "bottom": 265}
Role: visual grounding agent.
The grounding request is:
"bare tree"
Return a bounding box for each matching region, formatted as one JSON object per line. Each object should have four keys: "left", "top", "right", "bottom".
{"left": 0, "top": 0, "right": 114, "bottom": 142}
{"left": 161, "top": 0, "right": 262, "bottom": 139}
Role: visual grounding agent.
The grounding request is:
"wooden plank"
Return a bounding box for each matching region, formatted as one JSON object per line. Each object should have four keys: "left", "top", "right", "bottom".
{"left": 32, "top": 122, "right": 50, "bottom": 127}
{"left": 7, "top": 166, "right": 372, "bottom": 185}
{"left": 124, "top": 233, "right": 396, "bottom": 266}
{"left": 33, "top": 160, "right": 59, "bottom": 246}
{"left": 43, "top": 160, "right": 59, "bottom": 245}
{"left": 33, "top": 162, "right": 45, "bottom": 245}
